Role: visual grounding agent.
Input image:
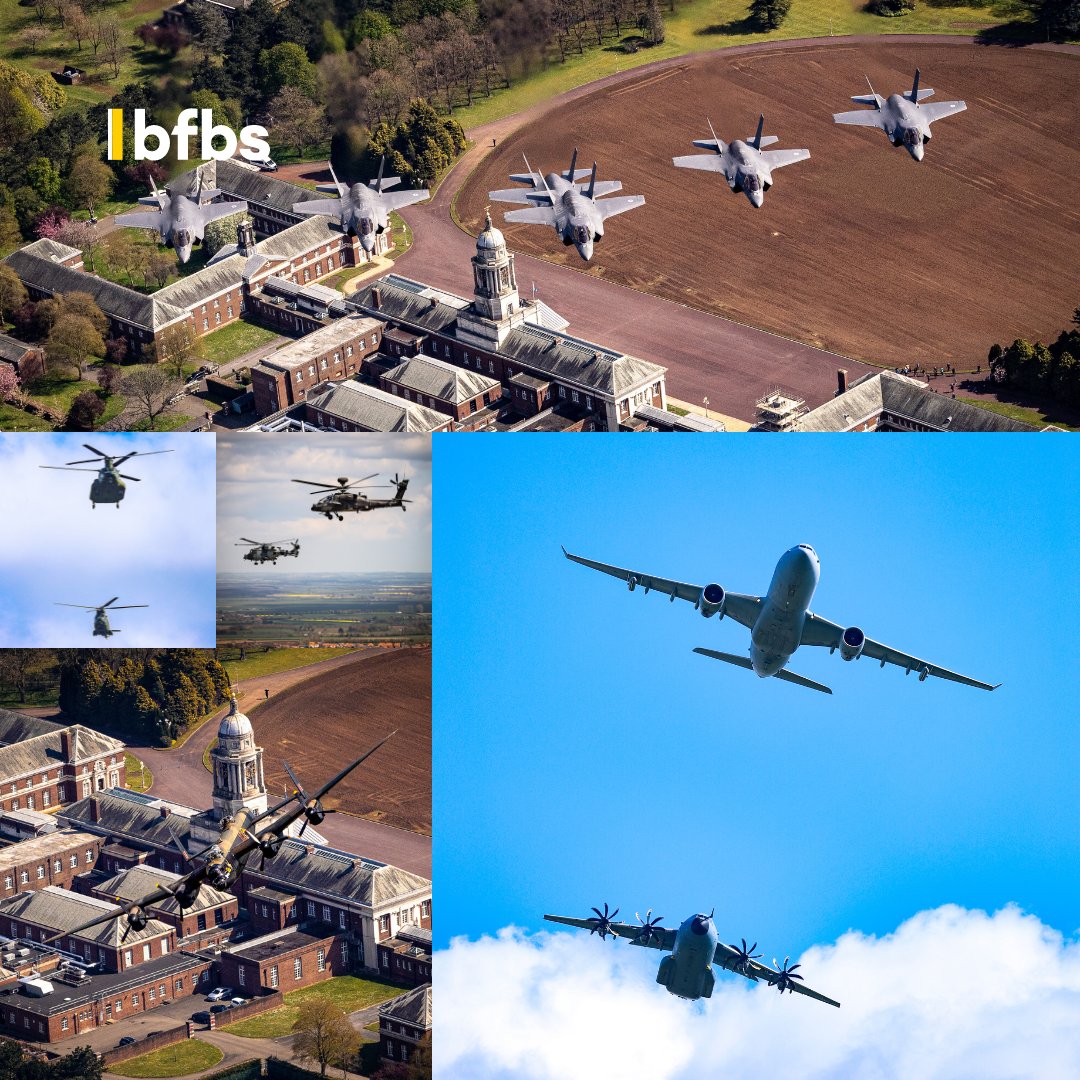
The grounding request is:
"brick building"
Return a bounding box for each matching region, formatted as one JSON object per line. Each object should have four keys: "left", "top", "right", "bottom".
{"left": 376, "top": 924, "right": 431, "bottom": 988}
{"left": 378, "top": 354, "right": 503, "bottom": 426}
{"left": 216, "top": 925, "right": 348, "bottom": 995}
{"left": 0, "top": 832, "right": 103, "bottom": 900}
{"left": 0, "top": 712, "right": 126, "bottom": 814}
{"left": 379, "top": 984, "right": 431, "bottom": 1067}
{"left": 0, "top": 332, "right": 45, "bottom": 385}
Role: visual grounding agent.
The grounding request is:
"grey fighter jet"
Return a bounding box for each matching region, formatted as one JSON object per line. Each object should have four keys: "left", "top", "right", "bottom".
{"left": 563, "top": 544, "right": 999, "bottom": 695}
{"left": 489, "top": 150, "right": 645, "bottom": 262}
{"left": 115, "top": 176, "right": 248, "bottom": 264}
{"left": 673, "top": 116, "right": 809, "bottom": 208}
{"left": 833, "top": 68, "right": 966, "bottom": 161}
{"left": 545, "top": 905, "right": 839, "bottom": 1006}
{"left": 291, "top": 158, "right": 429, "bottom": 253}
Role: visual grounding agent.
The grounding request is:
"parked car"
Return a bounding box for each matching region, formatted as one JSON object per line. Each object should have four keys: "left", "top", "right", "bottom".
{"left": 230, "top": 997, "right": 248, "bottom": 1007}
{"left": 206, "top": 987, "right": 233, "bottom": 1002}
{"left": 251, "top": 157, "right": 277, "bottom": 171}
{"left": 117, "top": 1037, "right": 136, "bottom": 1047}
{"left": 209, "top": 1003, "right": 231, "bottom": 1014}
{"left": 145, "top": 1031, "right": 163, "bottom": 1038}
{"left": 192, "top": 1011, "right": 211, "bottom": 1025}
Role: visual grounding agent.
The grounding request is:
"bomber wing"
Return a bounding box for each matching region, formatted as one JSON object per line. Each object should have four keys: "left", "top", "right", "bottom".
{"left": 919, "top": 100, "right": 967, "bottom": 125}
{"left": 561, "top": 547, "right": 762, "bottom": 629}
{"left": 713, "top": 941, "right": 840, "bottom": 1007}
{"left": 799, "top": 612, "right": 999, "bottom": 690}
{"left": 544, "top": 914, "right": 677, "bottom": 952}
{"left": 759, "top": 148, "right": 811, "bottom": 171}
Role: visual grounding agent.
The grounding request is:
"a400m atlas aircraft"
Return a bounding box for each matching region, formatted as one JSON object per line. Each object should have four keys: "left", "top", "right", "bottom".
{"left": 562, "top": 544, "right": 999, "bottom": 695}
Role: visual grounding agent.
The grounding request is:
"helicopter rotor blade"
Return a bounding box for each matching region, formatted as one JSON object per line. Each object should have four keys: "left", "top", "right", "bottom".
{"left": 117, "top": 474, "right": 143, "bottom": 482}
{"left": 54, "top": 603, "right": 98, "bottom": 610}
{"left": 101, "top": 598, "right": 121, "bottom": 609}
{"left": 40, "top": 467, "right": 102, "bottom": 472}
{"left": 126, "top": 450, "right": 175, "bottom": 458}
{"left": 107, "top": 605, "right": 149, "bottom": 610}
{"left": 292, "top": 479, "right": 338, "bottom": 488}
{"left": 82, "top": 444, "right": 110, "bottom": 458}
{"left": 63, "top": 458, "right": 108, "bottom": 465}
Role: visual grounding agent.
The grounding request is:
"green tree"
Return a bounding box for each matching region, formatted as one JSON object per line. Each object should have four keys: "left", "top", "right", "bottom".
{"left": 749, "top": 0, "right": 791, "bottom": 29}
{"left": 260, "top": 42, "right": 321, "bottom": 101}
{"left": 26, "top": 158, "right": 62, "bottom": 205}
{"left": 66, "top": 388, "right": 105, "bottom": 430}
{"left": 64, "top": 145, "right": 115, "bottom": 218}
{"left": 120, "top": 364, "right": 181, "bottom": 429}
{"left": 0, "top": 83, "right": 45, "bottom": 155}
{"left": 269, "top": 86, "right": 330, "bottom": 157}
{"left": 0, "top": 265, "right": 28, "bottom": 325}
{"left": 156, "top": 320, "right": 203, "bottom": 380}
{"left": 59, "top": 292, "right": 108, "bottom": 337}
{"left": 349, "top": 10, "right": 394, "bottom": 44}
{"left": 292, "top": 998, "right": 361, "bottom": 1078}
{"left": 203, "top": 210, "right": 251, "bottom": 258}
{"left": 46, "top": 313, "right": 103, "bottom": 379}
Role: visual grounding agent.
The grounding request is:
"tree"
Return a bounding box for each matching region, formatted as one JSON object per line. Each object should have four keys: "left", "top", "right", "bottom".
{"left": 157, "top": 321, "right": 202, "bottom": 380}
{"left": 749, "top": 0, "right": 791, "bottom": 29}
{"left": 0, "top": 203, "right": 21, "bottom": 253}
{"left": 203, "top": 210, "right": 251, "bottom": 258}
{"left": 0, "top": 265, "right": 28, "bottom": 325}
{"left": 46, "top": 313, "right": 103, "bottom": 379}
{"left": 0, "top": 362, "right": 18, "bottom": 398}
{"left": 260, "top": 42, "right": 321, "bottom": 101}
{"left": 292, "top": 998, "right": 361, "bottom": 1078}
{"left": 269, "top": 86, "right": 330, "bottom": 157}
{"left": 19, "top": 25, "right": 51, "bottom": 53}
{"left": 98, "top": 16, "right": 123, "bottom": 78}
{"left": 67, "top": 5, "right": 91, "bottom": 49}
{"left": 642, "top": 0, "right": 665, "bottom": 42}
{"left": 0, "top": 83, "right": 45, "bottom": 156}
{"left": 66, "top": 387, "right": 105, "bottom": 429}
{"left": 120, "top": 365, "right": 180, "bottom": 429}
{"left": 98, "top": 361, "right": 122, "bottom": 393}
{"left": 59, "top": 291, "right": 108, "bottom": 336}
{"left": 65, "top": 145, "right": 115, "bottom": 218}
{"left": 27, "top": 157, "right": 63, "bottom": 204}
{"left": 147, "top": 252, "right": 174, "bottom": 289}
{"left": 189, "top": 3, "right": 229, "bottom": 59}
{"left": 0, "top": 649, "right": 39, "bottom": 704}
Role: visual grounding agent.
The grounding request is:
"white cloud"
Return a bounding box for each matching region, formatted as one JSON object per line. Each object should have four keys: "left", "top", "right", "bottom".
{"left": 435, "top": 906, "right": 1080, "bottom": 1080}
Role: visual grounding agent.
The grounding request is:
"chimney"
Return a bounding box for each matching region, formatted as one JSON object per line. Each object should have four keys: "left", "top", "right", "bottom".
{"left": 429, "top": 296, "right": 437, "bottom": 309}
{"left": 836, "top": 369, "right": 848, "bottom": 395}
{"left": 89, "top": 799, "right": 99, "bottom": 823}
{"left": 60, "top": 730, "right": 72, "bottom": 762}
{"left": 305, "top": 844, "right": 314, "bottom": 855}
{"left": 371, "top": 287, "right": 382, "bottom": 311}
{"left": 159, "top": 806, "right": 170, "bottom": 820}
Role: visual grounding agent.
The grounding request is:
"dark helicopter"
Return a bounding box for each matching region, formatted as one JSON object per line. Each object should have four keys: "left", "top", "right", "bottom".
{"left": 40, "top": 444, "right": 174, "bottom": 508}
{"left": 292, "top": 474, "right": 411, "bottom": 520}
{"left": 237, "top": 538, "right": 301, "bottom": 565}
{"left": 54, "top": 597, "right": 148, "bottom": 637}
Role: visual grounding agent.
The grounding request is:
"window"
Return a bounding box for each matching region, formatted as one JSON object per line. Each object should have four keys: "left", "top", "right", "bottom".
{"left": 307, "top": 901, "right": 315, "bottom": 918}
{"left": 346, "top": 345, "right": 353, "bottom": 357}
{"left": 202, "top": 319, "right": 209, "bottom": 331}
{"left": 269, "top": 966, "right": 278, "bottom": 988}
{"left": 293, "top": 957, "right": 302, "bottom": 980}
{"left": 317, "top": 948, "right": 325, "bottom": 973}
{"left": 174, "top": 979, "right": 183, "bottom": 993}
{"left": 295, "top": 371, "right": 303, "bottom": 382}
{"left": 143, "top": 944, "right": 151, "bottom": 962}
{"left": 215, "top": 312, "right": 221, "bottom": 324}
{"left": 42, "top": 791, "right": 49, "bottom": 807}
{"left": 161, "top": 939, "right": 168, "bottom": 955}
{"left": 215, "top": 907, "right": 224, "bottom": 926}
{"left": 148, "top": 988, "right": 155, "bottom": 1001}
{"left": 320, "top": 359, "right": 327, "bottom": 369}
{"left": 381, "top": 952, "right": 389, "bottom": 969}
{"left": 36, "top": 866, "right": 44, "bottom": 880}
{"left": 69, "top": 854, "right": 77, "bottom": 869}
{"left": 379, "top": 914, "right": 391, "bottom": 936}
{"left": 227, "top": 306, "right": 233, "bottom": 318}
{"left": 238, "top": 967, "right": 246, "bottom": 986}
{"left": 54, "top": 859, "right": 62, "bottom": 873}
{"left": 124, "top": 949, "right": 132, "bottom": 967}
{"left": 197, "top": 913, "right": 206, "bottom": 932}
{"left": 19, "top": 871, "right": 27, "bottom": 884}
{"left": 340, "top": 941, "right": 348, "bottom": 963}
{"left": 86, "top": 849, "right": 93, "bottom": 864}
{"left": 338, "top": 910, "right": 346, "bottom": 930}
{"left": 133, "top": 993, "right": 140, "bottom": 1007}
{"left": 11, "top": 799, "right": 18, "bottom": 810}
{"left": 61, "top": 1018, "right": 68, "bottom": 1031}
{"left": 308, "top": 365, "right": 315, "bottom": 376}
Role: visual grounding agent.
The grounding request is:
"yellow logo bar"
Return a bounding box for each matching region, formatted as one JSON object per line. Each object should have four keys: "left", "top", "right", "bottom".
{"left": 107, "top": 108, "right": 123, "bottom": 160}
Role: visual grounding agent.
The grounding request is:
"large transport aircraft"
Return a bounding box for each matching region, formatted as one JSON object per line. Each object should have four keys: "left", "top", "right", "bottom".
{"left": 562, "top": 544, "right": 999, "bottom": 695}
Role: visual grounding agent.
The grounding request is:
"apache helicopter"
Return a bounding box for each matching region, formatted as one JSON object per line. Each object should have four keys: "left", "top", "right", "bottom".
{"left": 44, "top": 729, "right": 396, "bottom": 944}
{"left": 54, "top": 597, "right": 148, "bottom": 638}
{"left": 292, "top": 474, "right": 411, "bottom": 520}
{"left": 237, "top": 538, "right": 301, "bottom": 565}
{"left": 39, "top": 444, "right": 174, "bottom": 508}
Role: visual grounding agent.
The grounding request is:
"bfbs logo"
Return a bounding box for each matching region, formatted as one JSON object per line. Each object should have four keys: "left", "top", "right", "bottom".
{"left": 107, "top": 108, "right": 270, "bottom": 162}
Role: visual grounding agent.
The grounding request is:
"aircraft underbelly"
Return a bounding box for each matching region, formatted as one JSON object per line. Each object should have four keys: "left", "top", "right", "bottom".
{"left": 751, "top": 607, "right": 800, "bottom": 675}
{"left": 666, "top": 956, "right": 707, "bottom": 1000}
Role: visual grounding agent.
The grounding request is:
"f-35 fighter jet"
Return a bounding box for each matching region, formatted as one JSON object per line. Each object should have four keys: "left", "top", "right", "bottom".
{"left": 489, "top": 150, "right": 645, "bottom": 262}
{"left": 291, "top": 158, "right": 429, "bottom": 253}
{"left": 673, "top": 115, "right": 809, "bottom": 208}
{"left": 833, "top": 68, "right": 966, "bottom": 161}
{"left": 115, "top": 176, "right": 248, "bottom": 263}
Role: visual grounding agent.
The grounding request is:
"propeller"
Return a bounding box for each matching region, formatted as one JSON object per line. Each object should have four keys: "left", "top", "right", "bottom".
{"left": 292, "top": 473, "right": 381, "bottom": 494}
{"left": 283, "top": 760, "right": 338, "bottom": 836}
{"left": 729, "top": 938, "right": 762, "bottom": 974}
{"left": 588, "top": 903, "right": 619, "bottom": 939}
{"left": 633, "top": 910, "right": 664, "bottom": 946}
{"left": 120, "top": 906, "right": 148, "bottom": 943}
{"left": 772, "top": 956, "right": 804, "bottom": 994}
{"left": 257, "top": 834, "right": 283, "bottom": 871}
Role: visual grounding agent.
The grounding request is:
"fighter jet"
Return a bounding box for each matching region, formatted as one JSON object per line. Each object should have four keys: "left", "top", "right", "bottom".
{"left": 489, "top": 150, "right": 645, "bottom": 262}
{"left": 115, "top": 176, "right": 248, "bottom": 263}
{"left": 833, "top": 68, "right": 966, "bottom": 161}
{"left": 562, "top": 544, "right": 999, "bottom": 694}
{"left": 673, "top": 115, "right": 809, "bottom": 208}
{"left": 545, "top": 905, "right": 839, "bottom": 1006}
{"left": 291, "top": 158, "right": 429, "bottom": 253}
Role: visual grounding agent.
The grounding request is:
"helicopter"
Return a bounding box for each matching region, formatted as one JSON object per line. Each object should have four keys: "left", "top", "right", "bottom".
{"left": 291, "top": 473, "right": 411, "bottom": 520}
{"left": 237, "top": 537, "right": 301, "bottom": 565}
{"left": 39, "top": 444, "right": 174, "bottom": 508}
{"left": 54, "top": 597, "right": 148, "bottom": 637}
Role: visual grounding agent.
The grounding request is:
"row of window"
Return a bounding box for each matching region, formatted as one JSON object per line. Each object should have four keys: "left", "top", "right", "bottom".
{"left": 3, "top": 849, "right": 95, "bottom": 889}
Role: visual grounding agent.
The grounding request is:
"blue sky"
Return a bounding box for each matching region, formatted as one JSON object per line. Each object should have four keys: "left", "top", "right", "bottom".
{"left": 0, "top": 433, "right": 216, "bottom": 646}
{"left": 434, "top": 435, "right": 1080, "bottom": 957}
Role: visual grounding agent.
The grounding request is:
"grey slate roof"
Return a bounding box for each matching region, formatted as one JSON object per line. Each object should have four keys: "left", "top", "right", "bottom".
{"left": 794, "top": 371, "right": 1038, "bottom": 432}
{"left": 0, "top": 715, "right": 124, "bottom": 779}
{"left": 0, "top": 710, "right": 64, "bottom": 745}
{"left": 0, "top": 885, "right": 170, "bottom": 947}
{"left": 384, "top": 354, "right": 500, "bottom": 405}
{"left": 96, "top": 865, "right": 233, "bottom": 916}
{"left": 380, "top": 984, "right": 431, "bottom": 1028}
{"left": 0, "top": 333, "right": 36, "bottom": 364}
{"left": 349, "top": 279, "right": 463, "bottom": 335}
{"left": 257, "top": 216, "right": 340, "bottom": 259}
{"left": 202, "top": 159, "right": 326, "bottom": 216}
{"left": 60, "top": 790, "right": 197, "bottom": 852}
{"left": 305, "top": 380, "right": 449, "bottom": 432}
{"left": 19, "top": 238, "right": 81, "bottom": 262}
{"left": 246, "top": 838, "right": 429, "bottom": 908}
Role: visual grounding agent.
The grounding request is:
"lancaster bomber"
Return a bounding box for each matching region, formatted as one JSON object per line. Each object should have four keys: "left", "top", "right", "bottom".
{"left": 562, "top": 543, "right": 999, "bottom": 694}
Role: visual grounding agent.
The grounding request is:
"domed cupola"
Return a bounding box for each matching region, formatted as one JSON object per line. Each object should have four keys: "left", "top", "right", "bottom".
{"left": 210, "top": 691, "right": 267, "bottom": 821}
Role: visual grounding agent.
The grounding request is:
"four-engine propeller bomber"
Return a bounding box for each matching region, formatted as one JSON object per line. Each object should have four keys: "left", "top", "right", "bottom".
{"left": 39, "top": 444, "right": 174, "bottom": 508}
{"left": 54, "top": 597, "right": 147, "bottom": 638}
{"left": 44, "top": 727, "right": 396, "bottom": 945}
{"left": 293, "top": 474, "right": 411, "bottom": 520}
{"left": 237, "top": 537, "right": 300, "bottom": 565}
{"left": 545, "top": 905, "right": 839, "bottom": 1006}
{"left": 833, "top": 68, "right": 966, "bottom": 161}
{"left": 291, "top": 157, "right": 429, "bottom": 253}
{"left": 673, "top": 115, "right": 810, "bottom": 208}
{"left": 563, "top": 544, "right": 999, "bottom": 695}
{"left": 489, "top": 150, "right": 645, "bottom": 261}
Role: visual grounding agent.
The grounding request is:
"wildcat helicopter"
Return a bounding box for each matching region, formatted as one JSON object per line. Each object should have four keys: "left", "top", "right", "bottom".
{"left": 54, "top": 597, "right": 148, "bottom": 638}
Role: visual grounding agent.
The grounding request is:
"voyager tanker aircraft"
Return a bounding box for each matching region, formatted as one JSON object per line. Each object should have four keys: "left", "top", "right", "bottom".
{"left": 562, "top": 544, "right": 999, "bottom": 695}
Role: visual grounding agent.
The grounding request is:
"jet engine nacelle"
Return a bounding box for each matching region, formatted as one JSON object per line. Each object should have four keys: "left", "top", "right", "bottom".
{"left": 840, "top": 626, "right": 866, "bottom": 661}
{"left": 628, "top": 575, "right": 638, "bottom": 592}
{"left": 699, "top": 583, "right": 726, "bottom": 619}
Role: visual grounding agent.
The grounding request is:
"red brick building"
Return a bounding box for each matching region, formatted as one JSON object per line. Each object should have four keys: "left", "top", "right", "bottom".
{"left": 0, "top": 332, "right": 45, "bottom": 385}
{"left": 216, "top": 926, "right": 349, "bottom": 996}
{"left": 376, "top": 924, "right": 431, "bottom": 988}
{"left": 379, "top": 985, "right": 431, "bottom": 1068}
{"left": 0, "top": 831, "right": 103, "bottom": 900}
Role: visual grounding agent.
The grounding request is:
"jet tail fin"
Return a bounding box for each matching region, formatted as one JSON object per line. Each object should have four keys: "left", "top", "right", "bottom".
{"left": 563, "top": 147, "right": 578, "bottom": 183}
{"left": 586, "top": 161, "right": 597, "bottom": 201}
{"left": 752, "top": 113, "right": 764, "bottom": 151}
{"left": 692, "top": 648, "right": 833, "bottom": 694}
{"left": 903, "top": 67, "right": 935, "bottom": 101}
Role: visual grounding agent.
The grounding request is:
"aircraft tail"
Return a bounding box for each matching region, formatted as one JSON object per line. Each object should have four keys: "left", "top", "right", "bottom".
{"left": 692, "top": 648, "right": 833, "bottom": 694}
{"left": 902, "top": 68, "right": 936, "bottom": 101}
{"left": 563, "top": 148, "right": 579, "bottom": 183}
{"left": 752, "top": 114, "right": 764, "bottom": 150}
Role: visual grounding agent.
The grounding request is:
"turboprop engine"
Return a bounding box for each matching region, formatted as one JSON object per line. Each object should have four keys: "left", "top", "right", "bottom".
{"left": 840, "top": 626, "right": 866, "bottom": 661}
{"left": 699, "top": 584, "right": 726, "bottom": 619}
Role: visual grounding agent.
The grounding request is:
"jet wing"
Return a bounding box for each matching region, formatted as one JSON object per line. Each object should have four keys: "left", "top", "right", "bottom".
{"left": 489, "top": 186, "right": 544, "bottom": 204}
{"left": 115, "top": 210, "right": 165, "bottom": 231}
{"left": 919, "top": 100, "right": 966, "bottom": 125}
{"left": 381, "top": 188, "right": 429, "bottom": 212}
{"left": 799, "top": 612, "right": 999, "bottom": 691}
{"left": 760, "top": 148, "right": 810, "bottom": 171}
{"left": 561, "top": 547, "right": 762, "bottom": 630}
{"left": 832, "top": 109, "right": 886, "bottom": 129}
{"left": 596, "top": 195, "right": 645, "bottom": 221}
{"left": 673, "top": 154, "right": 725, "bottom": 172}
{"left": 574, "top": 180, "right": 622, "bottom": 197}
{"left": 292, "top": 198, "right": 346, "bottom": 217}
{"left": 504, "top": 206, "right": 559, "bottom": 225}
{"left": 544, "top": 915, "right": 677, "bottom": 952}
{"left": 714, "top": 942, "right": 840, "bottom": 1007}
{"left": 196, "top": 201, "right": 249, "bottom": 233}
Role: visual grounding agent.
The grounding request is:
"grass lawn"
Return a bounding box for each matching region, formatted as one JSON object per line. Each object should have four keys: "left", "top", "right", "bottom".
{"left": 24, "top": 374, "right": 102, "bottom": 418}
{"left": 127, "top": 411, "right": 191, "bottom": 431}
{"left": 221, "top": 646, "right": 363, "bottom": 682}
{"left": 199, "top": 320, "right": 283, "bottom": 365}
{"left": 0, "top": 403, "right": 55, "bottom": 431}
{"left": 961, "top": 396, "right": 1079, "bottom": 430}
{"left": 387, "top": 211, "right": 413, "bottom": 260}
{"left": 94, "top": 229, "right": 214, "bottom": 294}
{"left": 450, "top": 0, "right": 1030, "bottom": 129}
{"left": 107, "top": 1038, "right": 223, "bottom": 1078}
{"left": 125, "top": 752, "right": 152, "bottom": 793}
{"left": 223, "top": 976, "right": 403, "bottom": 1039}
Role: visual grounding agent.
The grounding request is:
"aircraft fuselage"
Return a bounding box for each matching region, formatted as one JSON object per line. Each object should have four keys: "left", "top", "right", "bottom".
{"left": 92, "top": 613, "right": 113, "bottom": 637}
{"left": 749, "top": 545, "right": 820, "bottom": 677}
{"left": 881, "top": 96, "right": 930, "bottom": 161}
{"left": 544, "top": 173, "right": 600, "bottom": 261}
{"left": 89, "top": 467, "right": 124, "bottom": 507}
{"left": 344, "top": 184, "right": 388, "bottom": 252}
{"left": 657, "top": 913, "right": 719, "bottom": 1000}
{"left": 725, "top": 141, "right": 770, "bottom": 207}
{"left": 167, "top": 196, "right": 201, "bottom": 263}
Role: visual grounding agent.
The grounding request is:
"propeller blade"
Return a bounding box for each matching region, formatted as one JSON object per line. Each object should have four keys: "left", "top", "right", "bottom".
{"left": 64, "top": 458, "right": 107, "bottom": 465}
{"left": 82, "top": 443, "right": 109, "bottom": 458}
{"left": 108, "top": 605, "right": 149, "bottom": 610}
{"left": 40, "top": 467, "right": 101, "bottom": 472}
{"left": 54, "top": 603, "right": 97, "bottom": 609}
{"left": 102, "top": 597, "right": 120, "bottom": 609}
{"left": 118, "top": 474, "right": 142, "bottom": 482}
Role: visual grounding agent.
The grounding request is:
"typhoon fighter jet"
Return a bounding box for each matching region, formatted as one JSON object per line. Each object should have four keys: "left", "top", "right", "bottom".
{"left": 545, "top": 905, "right": 839, "bottom": 1006}
{"left": 291, "top": 158, "right": 429, "bottom": 253}
{"left": 489, "top": 149, "right": 645, "bottom": 261}
{"left": 115, "top": 176, "right": 248, "bottom": 263}
{"left": 292, "top": 474, "right": 411, "bottom": 520}
{"left": 673, "top": 115, "right": 809, "bottom": 208}
{"left": 833, "top": 68, "right": 966, "bottom": 161}
{"left": 562, "top": 544, "right": 999, "bottom": 695}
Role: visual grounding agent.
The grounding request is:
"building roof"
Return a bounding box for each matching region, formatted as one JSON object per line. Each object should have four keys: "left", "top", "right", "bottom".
{"left": 59, "top": 790, "right": 198, "bottom": 853}
{"left": 199, "top": 159, "right": 326, "bottom": 217}
{"left": 95, "top": 865, "right": 233, "bottom": 918}
{"left": 0, "top": 830, "right": 99, "bottom": 873}
{"left": 245, "top": 838, "right": 429, "bottom": 908}
{"left": 0, "top": 886, "right": 170, "bottom": 947}
{"left": 217, "top": 695, "right": 252, "bottom": 739}
{"left": 0, "top": 711, "right": 64, "bottom": 746}
{"left": 0, "top": 333, "right": 37, "bottom": 364}
{"left": 255, "top": 315, "right": 383, "bottom": 374}
{"left": 247, "top": 885, "right": 296, "bottom": 904}
{"left": 634, "top": 404, "right": 726, "bottom": 432}
{"left": 384, "top": 354, "right": 500, "bottom": 405}
{"left": 19, "top": 238, "right": 81, "bottom": 263}
{"left": 380, "top": 984, "right": 431, "bottom": 1029}
{"left": 395, "top": 924, "right": 431, "bottom": 948}
{"left": 224, "top": 925, "right": 337, "bottom": 964}
{"left": 305, "top": 380, "right": 449, "bottom": 433}
{"left": 793, "top": 371, "right": 1038, "bottom": 432}
{"left": 0, "top": 714, "right": 124, "bottom": 780}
